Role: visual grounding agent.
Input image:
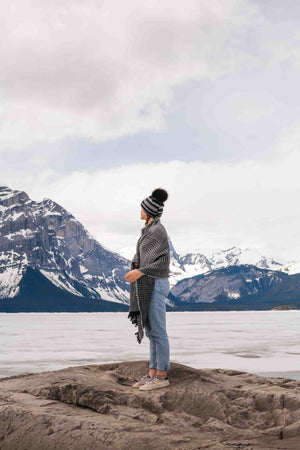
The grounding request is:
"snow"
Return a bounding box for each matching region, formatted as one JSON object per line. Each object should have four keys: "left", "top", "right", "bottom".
{"left": 0, "top": 192, "right": 16, "bottom": 201}
{"left": 22, "top": 252, "right": 28, "bottom": 265}
{"left": 44, "top": 211, "right": 62, "bottom": 216}
{"left": 227, "top": 292, "right": 240, "bottom": 299}
{"left": 282, "top": 261, "right": 300, "bottom": 275}
{"left": 67, "top": 257, "right": 74, "bottom": 268}
{"left": 1, "top": 311, "right": 300, "bottom": 379}
{"left": 83, "top": 274, "right": 93, "bottom": 279}
{"left": 7, "top": 212, "right": 24, "bottom": 221}
{"left": 39, "top": 270, "right": 84, "bottom": 297}
{"left": 0, "top": 267, "right": 23, "bottom": 298}
{"left": 79, "top": 264, "right": 88, "bottom": 274}
{"left": 4, "top": 229, "right": 35, "bottom": 240}
{"left": 181, "top": 264, "right": 208, "bottom": 276}
{"left": 91, "top": 284, "right": 124, "bottom": 303}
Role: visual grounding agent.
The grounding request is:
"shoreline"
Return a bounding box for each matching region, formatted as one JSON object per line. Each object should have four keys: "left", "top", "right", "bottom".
{"left": 1, "top": 309, "right": 300, "bottom": 314}
{"left": 254, "top": 371, "right": 300, "bottom": 381}
{"left": 2, "top": 365, "right": 300, "bottom": 382}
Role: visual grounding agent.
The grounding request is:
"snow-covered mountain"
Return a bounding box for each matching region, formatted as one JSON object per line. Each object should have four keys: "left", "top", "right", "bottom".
{"left": 1, "top": 184, "right": 299, "bottom": 312}
{"left": 119, "top": 244, "right": 285, "bottom": 288}
{"left": 0, "top": 186, "right": 131, "bottom": 306}
{"left": 169, "top": 264, "right": 300, "bottom": 309}
{"left": 181, "top": 246, "right": 283, "bottom": 271}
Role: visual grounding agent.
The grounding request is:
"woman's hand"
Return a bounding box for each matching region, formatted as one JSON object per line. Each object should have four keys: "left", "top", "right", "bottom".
{"left": 125, "top": 269, "right": 144, "bottom": 282}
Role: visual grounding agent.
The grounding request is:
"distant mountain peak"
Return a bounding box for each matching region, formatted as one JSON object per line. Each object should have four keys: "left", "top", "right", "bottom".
{"left": 0, "top": 186, "right": 131, "bottom": 309}
{"left": 169, "top": 263, "right": 300, "bottom": 310}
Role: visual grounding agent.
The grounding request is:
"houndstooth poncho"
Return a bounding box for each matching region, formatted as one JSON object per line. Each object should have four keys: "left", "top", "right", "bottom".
{"left": 127, "top": 216, "right": 170, "bottom": 343}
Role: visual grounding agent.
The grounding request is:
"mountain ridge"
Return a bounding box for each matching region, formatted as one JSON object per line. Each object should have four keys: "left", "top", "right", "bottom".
{"left": 1, "top": 185, "right": 300, "bottom": 312}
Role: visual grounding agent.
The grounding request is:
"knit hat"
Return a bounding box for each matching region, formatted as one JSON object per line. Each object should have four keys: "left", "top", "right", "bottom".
{"left": 141, "top": 188, "right": 168, "bottom": 218}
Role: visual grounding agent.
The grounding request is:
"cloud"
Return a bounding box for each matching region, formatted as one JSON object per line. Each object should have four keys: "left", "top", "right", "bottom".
{"left": 0, "top": 0, "right": 291, "bottom": 152}
{"left": 2, "top": 146, "right": 300, "bottom": 261}
{"left": 1, "top": 1, "right": 299, "bottom": 261}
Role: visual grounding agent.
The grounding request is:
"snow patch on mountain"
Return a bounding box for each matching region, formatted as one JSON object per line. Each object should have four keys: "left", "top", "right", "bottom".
{"left": 0, "top": 186, "right": 131, "bottom": 305}
{"left": 0, "top": 266, "right": 24, "bottom": 298}
{"left": 282, "top": 261, "right": 300, "bottom": 275}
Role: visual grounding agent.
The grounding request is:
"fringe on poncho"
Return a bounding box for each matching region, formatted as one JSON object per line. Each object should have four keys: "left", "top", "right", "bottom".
{"left": 127, "top": 216, "right": 170, "bottom": 343}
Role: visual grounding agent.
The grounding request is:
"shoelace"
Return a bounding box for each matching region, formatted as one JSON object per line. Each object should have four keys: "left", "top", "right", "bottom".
{"left": 146, "top": 375, "right": 167, "bottom": 384}
{"left": 141, "top": 374, "right": 153, "bottom": 382}
{"left": 145, "top": 375, "right": 156, "bottom": 384}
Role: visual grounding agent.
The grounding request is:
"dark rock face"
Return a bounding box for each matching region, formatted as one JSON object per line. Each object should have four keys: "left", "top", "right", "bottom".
{"left": 0, "top": 186, "right": 131, "bottom": 308}
{"left": 170, "top": 265, "right": 300, "bottom": 310}
{"left": 0, "top": 266, "right": 128, "bottom": 312}
{"left": 171, "top": 265, "right": 282, "bottom": 303}
{"left": 0, "top": 361, "right": 300, "bottom": 449}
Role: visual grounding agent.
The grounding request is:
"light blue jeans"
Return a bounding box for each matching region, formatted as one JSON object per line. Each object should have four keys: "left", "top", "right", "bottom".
{"left": 144, "top": 277, "right": 171, "bottom": 371}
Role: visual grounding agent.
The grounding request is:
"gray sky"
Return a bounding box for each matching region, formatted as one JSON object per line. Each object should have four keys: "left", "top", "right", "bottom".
{"left": 1, "top": 0, "right": 300, "bottom": 261}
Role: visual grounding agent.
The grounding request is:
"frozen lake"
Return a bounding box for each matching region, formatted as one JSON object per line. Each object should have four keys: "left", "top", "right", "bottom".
{"left": 1, "top": 311, "right": 300, "bottom": 380}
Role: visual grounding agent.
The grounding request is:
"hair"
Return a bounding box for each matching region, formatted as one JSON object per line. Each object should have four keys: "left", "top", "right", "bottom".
{"left": 145, "top": 213, "right": 153, "bottom": 225}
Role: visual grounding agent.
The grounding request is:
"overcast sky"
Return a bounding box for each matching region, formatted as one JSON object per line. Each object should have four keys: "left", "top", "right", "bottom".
{"left": 1, "top": 0, "right": 300, "bottom": 261}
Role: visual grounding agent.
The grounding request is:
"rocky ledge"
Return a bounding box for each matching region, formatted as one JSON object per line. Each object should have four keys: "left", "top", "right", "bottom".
{"left": 1, "top": 361, "right": 300, "bottom": 449}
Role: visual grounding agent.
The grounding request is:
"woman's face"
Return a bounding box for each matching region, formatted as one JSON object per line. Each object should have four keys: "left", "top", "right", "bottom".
{"left": 140, "top": 208, "right": 147, "bottom": 220}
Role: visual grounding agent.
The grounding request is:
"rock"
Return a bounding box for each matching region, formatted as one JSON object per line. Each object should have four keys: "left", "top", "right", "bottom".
{"left": 1, "top": 360, "right": 300, "bottom": 449}
{"left": 272, "top": 305, "right": 298, "bottom": 310}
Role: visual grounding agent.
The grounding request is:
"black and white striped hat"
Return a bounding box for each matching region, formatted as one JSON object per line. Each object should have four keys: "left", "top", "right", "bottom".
{"left": 141, "top": 188, "right": 168, "bottom": 218}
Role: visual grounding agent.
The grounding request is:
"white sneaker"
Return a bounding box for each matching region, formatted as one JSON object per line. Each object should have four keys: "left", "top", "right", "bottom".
{"left": 139, "top": 375, "right": 169, "bottom": 391}
{"left": 132, "top": 374, "right": 153, "bottom": 388}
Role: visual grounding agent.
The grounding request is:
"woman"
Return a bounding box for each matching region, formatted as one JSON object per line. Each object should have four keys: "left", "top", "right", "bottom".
{"left": 125, "top": 188, "right": 171, "bottom": 391}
